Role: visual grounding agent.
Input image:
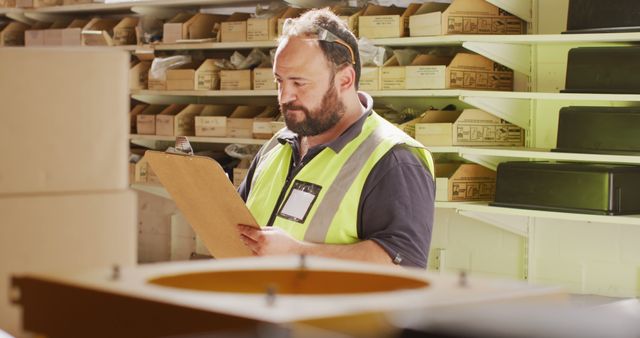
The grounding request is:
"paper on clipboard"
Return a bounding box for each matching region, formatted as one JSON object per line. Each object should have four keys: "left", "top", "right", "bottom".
{"left": 145, "top": 150, "right": 259, "bottom": 259}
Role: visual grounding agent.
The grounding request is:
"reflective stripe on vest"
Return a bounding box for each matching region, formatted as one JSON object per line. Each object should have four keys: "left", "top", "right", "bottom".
{"left": 246, "top": 112, "right": 434, "bottom": 243}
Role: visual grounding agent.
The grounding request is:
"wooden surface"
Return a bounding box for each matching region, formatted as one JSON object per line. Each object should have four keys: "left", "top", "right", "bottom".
{"left": 145, "top": 151, "right": 258, "bottom": 258}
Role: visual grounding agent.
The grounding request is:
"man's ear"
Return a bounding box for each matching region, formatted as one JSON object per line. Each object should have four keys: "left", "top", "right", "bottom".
{"left": 336, "top": 65, "right": 356, "bottom": 92}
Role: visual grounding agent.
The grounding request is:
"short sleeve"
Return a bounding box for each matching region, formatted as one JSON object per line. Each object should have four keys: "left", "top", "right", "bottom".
{"left": 358, "top": 145, "right": 435, "bottom": 268}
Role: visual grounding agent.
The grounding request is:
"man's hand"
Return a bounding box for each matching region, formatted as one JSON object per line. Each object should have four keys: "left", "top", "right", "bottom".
{"left": 237, "top": 224, "right": 304, "bottom": 256}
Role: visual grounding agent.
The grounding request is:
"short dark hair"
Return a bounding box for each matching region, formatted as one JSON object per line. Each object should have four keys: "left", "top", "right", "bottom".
{"left": 279, "top": 8, "right": 361, "bottom": 89}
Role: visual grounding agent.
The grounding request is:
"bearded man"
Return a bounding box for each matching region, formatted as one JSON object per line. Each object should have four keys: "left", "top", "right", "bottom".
{"left": 237, "top": 8, "right": 435, "bottom": 268}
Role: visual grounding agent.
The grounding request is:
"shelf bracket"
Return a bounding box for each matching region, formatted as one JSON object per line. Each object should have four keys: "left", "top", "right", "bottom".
{"left": 485, "top": 0, "right": 532, "bottom": 22}
{"left": 458, "top": 153, "right": 502, "bottom": 171}
{"left": 458, "top": 95, "right": 531, "bottom": 129}
{"left": 6, "top": 12, "right": 35, "bottom": 25}
{"left": 23, "top": 12, "right": 75, "bottom": 23}
{"left": 462, "top": 42, "right": 531, "bottom": 76}
{"left": 457, "top": 210, "right": 529, "bottom": 237}
{"left": 131, "top": 6, "right": 185, "bottom": 20}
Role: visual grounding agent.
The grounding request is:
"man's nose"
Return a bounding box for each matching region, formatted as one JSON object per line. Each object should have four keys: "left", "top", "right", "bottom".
{"left": 278, "top": 83, "right": 296, "bottom": 105}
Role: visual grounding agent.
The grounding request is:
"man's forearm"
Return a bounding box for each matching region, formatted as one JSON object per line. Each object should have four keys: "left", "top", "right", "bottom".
{"left": 299, "top": 240, "right": 394, "bottom": 266}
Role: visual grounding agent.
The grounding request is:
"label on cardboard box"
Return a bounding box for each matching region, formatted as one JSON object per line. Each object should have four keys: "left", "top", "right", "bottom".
{"left": 221, "top": 21, "right": 247, "bottom": 42}
{"left": 197, "top": 71, "right": 219, "bottom": 90}
{"left": 195, "top": 116, "right": 226, "bottom": 137}
{"left": 220, "top": 70, "right": 251, "bottom": 90}
{"left": 447, "top": 16, "right": 523, "bottom": 34}
{"left": 253, "top": 68, "right": 276, "bottom": 90}
{"left": 455, "top": 124, "right": 523, "bottom": 145}
{"left": 381, "top": 67, "right": 405, "bottom": 90}
{"left": 247, "top": 18, "right": 272, "bottom": 41}
{"left": 137, "top": 115, "right": 156, "bottom": 135}
{"left": 406, "top": 65, "right": 446, "bottom": 89}
{"left": 228, "top": 119, "right": 254, "bottom": 138}
{"left": 253, "top": 120, "right": 272, "bottom": 134}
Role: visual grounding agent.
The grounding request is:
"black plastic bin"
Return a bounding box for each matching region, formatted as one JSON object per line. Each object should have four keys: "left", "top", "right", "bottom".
{"left": 491, "top": 162, "right": 640, "bottom": 215}
{"left": 553, "top": 106, "right": 640, "bottom": 155}
{"left": 564, "top": 0, "right": 640, "bottom": 34}
{"left": 562, "top": 47, "right": 640, "bottom": 94}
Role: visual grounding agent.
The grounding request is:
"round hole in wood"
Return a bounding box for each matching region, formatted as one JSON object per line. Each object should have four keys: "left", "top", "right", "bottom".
{"left": 148, "top": 270, "right": 429, "bottom": 295}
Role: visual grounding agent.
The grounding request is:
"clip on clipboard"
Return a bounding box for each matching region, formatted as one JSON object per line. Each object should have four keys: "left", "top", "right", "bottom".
{"left": 145, "top": 137, "right": 259, "bottom": 259}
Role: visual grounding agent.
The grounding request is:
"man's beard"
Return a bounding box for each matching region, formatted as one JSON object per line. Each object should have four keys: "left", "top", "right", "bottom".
{"left": 281, "top": 82, "right": 346, "bottom": 137}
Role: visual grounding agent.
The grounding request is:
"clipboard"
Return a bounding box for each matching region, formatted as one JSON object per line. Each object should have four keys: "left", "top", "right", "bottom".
{"left": 145, "top": 150, "right": 259, "bottom": 259}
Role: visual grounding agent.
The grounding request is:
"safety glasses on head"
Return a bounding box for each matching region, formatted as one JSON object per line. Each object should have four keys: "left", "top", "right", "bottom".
{"left": 282, "top": 18, "right": 356, "bottom": 65}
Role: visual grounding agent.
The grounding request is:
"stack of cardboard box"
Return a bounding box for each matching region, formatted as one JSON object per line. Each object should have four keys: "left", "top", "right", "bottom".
{"left": 0, "top": 49, "right": 136, "bottom": 336}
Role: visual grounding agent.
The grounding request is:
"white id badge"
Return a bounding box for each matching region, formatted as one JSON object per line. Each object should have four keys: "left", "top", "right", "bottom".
{"left": 278, "top": 180, "right": 322, "bottom": 223}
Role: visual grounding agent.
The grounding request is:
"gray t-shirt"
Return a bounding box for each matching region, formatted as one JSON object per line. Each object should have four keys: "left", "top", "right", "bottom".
{"left": 238, "top": 93, "right": 434, "bottom": 268}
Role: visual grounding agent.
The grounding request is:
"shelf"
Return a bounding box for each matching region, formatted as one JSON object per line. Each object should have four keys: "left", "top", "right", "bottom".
{"left": 436, "top": 201, "right": 640, "bottom": 232}
{"left": 18, "top": 0, "right": 259, "bottom": 14}
{"left": 369, "top": 32, "right": 640, "bottom": 47}
{"left": 132, "top": 89, "right": 640, "bottom": 101}
{"left": 129, "top": 134, "right": 267, "bottom": 145}
{"left": 428, "top": 146, "right": 640, "bottom": 170}
{"left": 155, "top": 40, "right": 278, "bottom": 50}
{"left": 146, "top": 33, "right": 640, "bottom": 50}
{"left": 131, "top": 89, "right": 277, "bottom": 97}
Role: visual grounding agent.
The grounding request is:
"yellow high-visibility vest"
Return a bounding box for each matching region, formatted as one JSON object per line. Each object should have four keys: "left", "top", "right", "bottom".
{"left": 246, "top": 112, "right": 434, "bottom": 244}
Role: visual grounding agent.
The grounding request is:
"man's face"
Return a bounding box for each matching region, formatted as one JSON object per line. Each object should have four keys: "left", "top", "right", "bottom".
{"left": 274, "top": 37, "right": 346, "bottom": 137}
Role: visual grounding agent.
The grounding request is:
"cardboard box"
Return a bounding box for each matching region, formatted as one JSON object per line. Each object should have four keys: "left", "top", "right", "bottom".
{"left": 409, "top": 0, "right": 526, "bottom": 36}
{"left": 0, "top": 191, "right": 136, "bottom": 336}
{"left": 148, "top": 58, "right": 193, "bottom": 91}
{"left": 220, "top": 12, "right": 251, "bottom": 42}
{"left": 414, "top": 109, "right": 525, "bottom": 146}
{"left": 358, "top": 4, "right": 420, "bottom": 38}
{"left": 15, "top": 0, "right": 32, "bottom": 7}
{"left": 63, "top": 0, "right": 92, "bottom": 4}
{"left": 163, "top": 13, "right": 227, "bottom": 43}
{"left": 129, "top": 103, "right": 148, "bottom": 134}
{"left": 247, "top": 8, "right": 286, "bottom": 41}
{"left": 220, "top": 69, "right": 252, "bottom": 90}
{"left": 195, "top": 59, "right": 222, "bottom": 90}
{"left": 156, "top": 104, "right": 202, "bottom": 136}
{"left": 381, "top": 55, "right": 406, "bottom": 90}
{"left": 253, "top": 106, "right": 278, "bottom": 139}
{"left": 447, "top": 53, "right": 513, "bottom": 90}
{"left": 130, "top": 61, "right": 151, "bottom": 90}
{"left": 44, "top": 19, "right": 88, "bottom": 46}
{"left": 228, "top": 105, "right": 264, "bottom": 138}
{"left": 435, "top": 162, "right": 496, "bottom": 201}
{"left": 333, "top": 5, "right": 364, "bottom": 36}
{"left": 0, "top": 0, "right": 17, "bottom": 7}
{"left": 405, "top": 54, "right": 457, "bottom": 89}
{"left": 0, "top": 21, "right": 29, "bottom": 46}
{"left": 384, "top": 52, "right": 513, "bottom": 90}
{"left": 166, "top": 68, "right": 196, "bottom": 91}
{"left": 135, "top": 154, "right": 161, "bottom": 184}
{"left": 163, "top": 12, "right": 193, "bottom": 43}
{"left": 253, "top": 67, "right": 276, "bottom": 90}
{"left": 233, "top": 159, "right": 250, "bottom": 188}
{"left": 33, "top": 0, "right": 60, "bottom": 7}
{"left": 359, "top": 67, "right": 381, "bottom": 91}
{"left": 136, "top": 104, "right": 166, "bottom": 135}
{"left": 0, "top": 48, "right": 129, "bottom": 194}
{"left": 194, "top": 105, "right": 235, "bottom": 137}
{"left": 25, "top": 21, "right": 51, "bottom": 46}
{"left": 81, "top": 17, "right": 120, "bottom": 46}
{"left": 155, "top": 104, "right": 185, "bottom": 136}
{"left": 112, "top": 17, "right": 138, "bottom": 45}
{"left": 277, "top": 7, "right": 306, "bottom": 36}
